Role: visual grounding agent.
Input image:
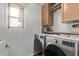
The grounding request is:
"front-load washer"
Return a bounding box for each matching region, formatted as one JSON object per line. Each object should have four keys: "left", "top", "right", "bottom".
{"left": 45, "top": 35, "right": 79, "bottom": 56}
{"left": 34, "top": 34, "right": 46, "bottom": 56}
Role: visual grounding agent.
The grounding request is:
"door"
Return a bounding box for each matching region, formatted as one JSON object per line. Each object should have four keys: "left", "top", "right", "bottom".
{"left": 45, "top": 44, "right": 66, "bottom": 56}
{"left": 0, "top": 40, "right": 8, "bottom": 56}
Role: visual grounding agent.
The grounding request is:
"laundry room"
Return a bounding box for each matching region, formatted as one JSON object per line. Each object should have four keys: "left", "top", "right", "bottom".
{"left": 0, "top": 0, "right": 79, "bottom": 57}
{"left": 33, "top": 3, "right": 79, "bottom": 56}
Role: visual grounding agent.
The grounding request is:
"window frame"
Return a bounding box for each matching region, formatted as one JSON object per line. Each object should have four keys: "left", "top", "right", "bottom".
{"left": 8, "top": 3, "right": 24, "bottom": 29}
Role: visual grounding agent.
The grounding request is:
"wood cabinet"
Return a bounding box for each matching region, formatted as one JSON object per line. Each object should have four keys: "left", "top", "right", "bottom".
{"left": 42, "top": 3, "right": 53, "bottom": 25}
{"left": 42, "top": 3, "right": 61, "bottom": 25}
{"left": 62, "top": 3, "right": 79, "bottom": 23}
{"left": 42, "top": 3, "right": 79, "bottom": 24}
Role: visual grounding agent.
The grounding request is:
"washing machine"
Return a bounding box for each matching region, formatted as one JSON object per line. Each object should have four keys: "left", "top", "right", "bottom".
{"left": 45, "top": 35, "right": 79, "bottom": 56}
{"left": 34, "top": 34, "right": 46, "bottom": 56}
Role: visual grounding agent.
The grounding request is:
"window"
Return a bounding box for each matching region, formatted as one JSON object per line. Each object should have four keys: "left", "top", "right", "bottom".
{"left": 8, "top": 3, "right": 24, "bottom": 29}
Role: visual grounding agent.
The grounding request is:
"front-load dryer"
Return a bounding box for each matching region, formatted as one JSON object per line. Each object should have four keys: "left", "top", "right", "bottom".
{"left": 45, "top": 35, "right": 79, "bottom": 56}
{"left": 34, "top": 34, "right": 46, "bottom": 56}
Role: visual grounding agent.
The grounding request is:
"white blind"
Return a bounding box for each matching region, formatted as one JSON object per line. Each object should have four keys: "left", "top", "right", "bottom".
{"left": 8, "top": 3, "right": 24, "bottom": 28}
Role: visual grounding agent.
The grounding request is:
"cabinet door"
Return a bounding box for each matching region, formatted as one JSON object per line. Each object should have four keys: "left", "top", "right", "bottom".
{"left": 62, "top": 3, "right": 79, "bottom": 22}
{"left": 42, "top": 4, "right": 48, "bottom": 25}
{"left": 42, "top": 4, "right": 53, "bottom": 25}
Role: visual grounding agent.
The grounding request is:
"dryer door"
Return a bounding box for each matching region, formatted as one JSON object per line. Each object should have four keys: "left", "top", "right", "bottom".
{"left": 45, "top": 44, "right": 66, "bottom": 56}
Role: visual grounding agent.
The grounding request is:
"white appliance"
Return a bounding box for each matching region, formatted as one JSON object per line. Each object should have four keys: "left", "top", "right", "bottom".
{"left": 34, "top": 34, "right": 45, "bottom": 56}
{"left": 45, "top": 35, "right": 79, "bottom": 56}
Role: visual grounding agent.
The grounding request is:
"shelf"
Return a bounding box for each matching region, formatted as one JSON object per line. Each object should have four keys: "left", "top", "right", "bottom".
{"left": 49, "top": 3, "right": 60, "bottom": 9}
{"left": 49, "top": 3, "right": 61, "bottom": 12}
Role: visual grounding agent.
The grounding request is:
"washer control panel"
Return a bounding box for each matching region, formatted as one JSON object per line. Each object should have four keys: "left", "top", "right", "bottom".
{"left": 62, "top": 41, "right": 75, "bottom": 48}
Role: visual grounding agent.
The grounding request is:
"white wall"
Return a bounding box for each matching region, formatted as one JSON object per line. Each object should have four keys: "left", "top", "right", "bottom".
{"left": 54, "top": 9, "right": 69, "bottom": 32}
{"left": 53, "top": 9, "right": 79, "bottom": 33}
{"left": 53, "top": 9, "right": 71, "bottom": 32}
{"left": 0, "top": 3, "right": 42, "bottom": 56}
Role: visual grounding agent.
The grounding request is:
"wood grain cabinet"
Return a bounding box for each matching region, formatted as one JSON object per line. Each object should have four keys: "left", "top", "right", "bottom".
{"left": 62, "top": 3, "right": 79, "bottom": 23}
{"left": 42, "top": 3, "right": 53, "bottom": 25}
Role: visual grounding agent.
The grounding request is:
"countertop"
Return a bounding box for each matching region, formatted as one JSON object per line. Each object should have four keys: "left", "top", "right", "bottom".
{"left": 42, "top": 32, "right": 79, "bottom": 35}
{"left": 40, "top": 33, "right": 79, "bottom": 42}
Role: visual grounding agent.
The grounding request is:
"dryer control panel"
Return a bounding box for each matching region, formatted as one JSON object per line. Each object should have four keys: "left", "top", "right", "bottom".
{"left": 62, "top": 41, "right": 75, "bottom": 48}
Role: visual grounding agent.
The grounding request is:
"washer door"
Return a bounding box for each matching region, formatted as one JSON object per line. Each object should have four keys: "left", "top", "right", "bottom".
{"left": 45, "top": 44, "right": 66, "bottom": 56}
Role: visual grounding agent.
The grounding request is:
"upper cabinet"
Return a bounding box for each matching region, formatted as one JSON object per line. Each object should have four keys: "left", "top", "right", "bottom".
{"left": 42, "top": 3, "right": 61, "bottom": 25}
{"left": 42, "top": 3, "right": 53, "bottom": 25}
{"left": 42, "top": 3, "right": 79, "bottom": 25}
{"left": 62, "top": 3, "right": 79, "bottom": 23}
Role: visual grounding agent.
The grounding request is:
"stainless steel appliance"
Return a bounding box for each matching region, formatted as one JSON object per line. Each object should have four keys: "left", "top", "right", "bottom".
{"left": 45, "top": 35, "right": 79, "bottom": 56}
{"left": 34, "top": 34, "right": 46, "bottom": 56}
